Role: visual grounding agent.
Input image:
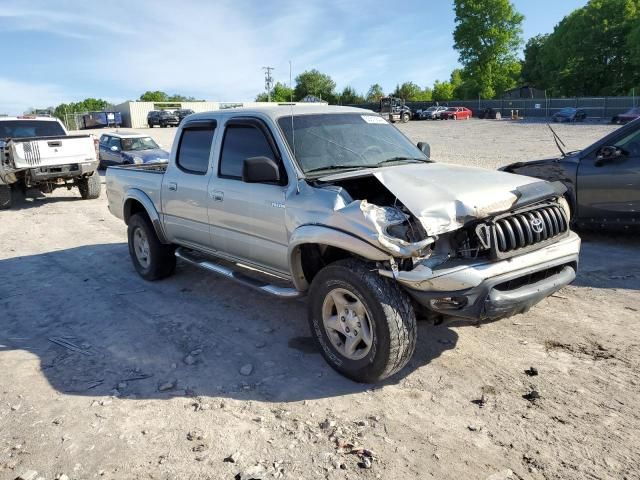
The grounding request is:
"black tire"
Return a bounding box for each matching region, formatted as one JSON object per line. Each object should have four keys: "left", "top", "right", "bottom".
{"left": 148, "top": 123, "right": 154, "bottom": 128}
{"left": 77, "top": 171, "right": 101, "bottom": 199}
{"left": 127, "top": 213, "right": 176, "bottom": 281}
{"left": 0, "top": 185, "right": 12, "bottom": 210}
{"left": 308, "top": 258, "right": 416, "bottom": 383}
{"left": 401, "top": 113, "right": 410, "bottom": 123}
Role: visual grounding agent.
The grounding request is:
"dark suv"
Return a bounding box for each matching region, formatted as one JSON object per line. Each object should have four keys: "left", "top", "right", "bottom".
{"left": 174, "top": 109, "right": 195, "bottom": 123}
{"left": 147, "top": 110, "right": 179, "bottom": 128}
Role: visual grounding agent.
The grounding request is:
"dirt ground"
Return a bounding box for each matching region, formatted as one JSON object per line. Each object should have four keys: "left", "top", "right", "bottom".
{"left": 1, "top": 119, "right": 639, "bottom": 480}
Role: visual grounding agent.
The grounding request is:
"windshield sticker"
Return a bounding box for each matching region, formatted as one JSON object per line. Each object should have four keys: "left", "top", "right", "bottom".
{"left": 361, "top": 115, "right": 387, "bottom": 124}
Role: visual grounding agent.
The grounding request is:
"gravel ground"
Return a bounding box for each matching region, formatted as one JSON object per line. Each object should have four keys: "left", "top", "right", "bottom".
{"left": 1, "top": 119, "right": 638, "bottom": 480}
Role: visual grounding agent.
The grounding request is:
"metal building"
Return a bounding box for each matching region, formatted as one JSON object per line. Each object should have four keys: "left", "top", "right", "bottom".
{"left": 114, "top": 101, "right": 321, "bottom": 128}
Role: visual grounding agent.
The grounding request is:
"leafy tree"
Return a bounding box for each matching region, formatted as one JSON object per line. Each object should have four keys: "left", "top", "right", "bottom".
{"left": 525, "top": 0, "right": 640, "bottom": 96}
{"left": 255, "top": 82, "right": 294, "bottom": 102}
{"left": 432, "top": 80, "right": 455, "bottom": 101}
{"left": 520, "top": 34, "right": 549, "bottom": 88}
{"left": 392, "top": 82, "right": 422, "bottom": 100}
{"left": 365, "top": 83, "right": 385, "bottom": 102}
{"left": 167, "top": 94, "right": 203, "bottom": 102}
{"left": 139, "top": 91, "right": 169, "bottom": 102}
{"left": 293, "top": 69, "right": 337, "bottom": 103}
{"left": 52, "top": 98, "right": 112, "bottom": 121}
{"left": 338, "top": 86, "right": 365, "bottom": 104}
{"left": 453, "top": 0, "right": 524, "bottom": 98}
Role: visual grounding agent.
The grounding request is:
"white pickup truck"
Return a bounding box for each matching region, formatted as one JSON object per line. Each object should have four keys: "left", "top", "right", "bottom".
{"left": 0, "top": 116, "right": 100, "bottom": 209}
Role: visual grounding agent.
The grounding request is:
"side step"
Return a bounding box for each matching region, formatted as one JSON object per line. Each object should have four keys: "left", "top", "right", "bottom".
{"left": 175, "top": 247, "right": 303, "bottom": 299}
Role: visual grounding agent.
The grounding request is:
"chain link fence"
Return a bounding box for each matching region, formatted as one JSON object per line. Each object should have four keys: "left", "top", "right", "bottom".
{"left": 353, "top": 94, "right": 639, "bottom": 121}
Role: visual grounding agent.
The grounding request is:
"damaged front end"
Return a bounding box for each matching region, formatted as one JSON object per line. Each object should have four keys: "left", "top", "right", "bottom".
{"left": 291, "top": 163, "right": 579, "bottom": 320}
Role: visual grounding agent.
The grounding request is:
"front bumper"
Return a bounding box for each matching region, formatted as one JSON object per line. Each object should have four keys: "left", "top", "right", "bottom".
{"left": 382, "top": 231, "right": 581, "bottom": 320}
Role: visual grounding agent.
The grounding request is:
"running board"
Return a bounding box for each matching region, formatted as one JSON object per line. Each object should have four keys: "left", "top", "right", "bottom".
{"left": 175, "top": 248, "right": 303, "bottom": 299}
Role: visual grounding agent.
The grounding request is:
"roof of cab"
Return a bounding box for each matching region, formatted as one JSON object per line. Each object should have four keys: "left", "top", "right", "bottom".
{"left": 101, "top": 131, "right": 151, "bottom": 139}
{"left": 185, "top": 104, "right": 376, "bottom": 122}
{"left": 0, "top": 115, "right": 60, "bottom": 122}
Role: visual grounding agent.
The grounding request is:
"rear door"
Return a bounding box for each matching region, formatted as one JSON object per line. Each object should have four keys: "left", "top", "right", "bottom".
{"left": 207, "top": 116, "right": 289, "bottom": 274}
{"left": 577, "top": 124, "right": 640, "bottom": 225}
{"left": 161, "top": 120, "right": 217, "bottom": 248}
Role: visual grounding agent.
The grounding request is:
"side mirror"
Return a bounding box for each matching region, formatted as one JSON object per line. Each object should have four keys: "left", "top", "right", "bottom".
{"left": 110, "top": 145, "right": 119, "bottom": 152}
{"left": 417, "top": 142, "right": 431, "bottom": 158}
{"left": 595, "top": 145, "right": 622, "bottom": 166}
{"left": 242, "top": 156, "right": 281, "bottom": 184}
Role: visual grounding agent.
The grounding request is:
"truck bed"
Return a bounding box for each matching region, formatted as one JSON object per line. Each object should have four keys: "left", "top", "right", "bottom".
{"left": 8, "top": 134, "right": 97, "bottom": 170}
{"left": 105, "top": 163, "right": 166, "bottom": 221}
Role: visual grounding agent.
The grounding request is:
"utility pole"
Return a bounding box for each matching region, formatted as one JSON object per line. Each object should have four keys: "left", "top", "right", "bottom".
{"left": 262, "top": 66, "right": 275, "bottom": 102}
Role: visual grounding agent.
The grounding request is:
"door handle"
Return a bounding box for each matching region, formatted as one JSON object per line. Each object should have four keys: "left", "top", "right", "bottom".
{"left": 168, "top": 182, "right": 178, "bottom": 191}
{"left": 210, "top": 190, "right": 224, "bottom": 201}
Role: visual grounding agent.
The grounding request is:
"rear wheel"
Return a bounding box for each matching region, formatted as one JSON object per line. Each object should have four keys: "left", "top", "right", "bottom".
{"left": 127, "top": 213, "right": 176, "bottom": 280}
{"left": 0, "top": 185, "right": 12, "bottom": 210}
{"left": 308, "top": 258, "right": 416, "bottom": 383}
{"left": 77, "top": 171, "right": 101, "bottom": 199}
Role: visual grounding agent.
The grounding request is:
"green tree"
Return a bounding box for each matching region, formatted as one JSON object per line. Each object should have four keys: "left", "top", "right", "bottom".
{"left": 365, "top": 83, "right": 385, "bottom": 102}
{"left": 520, "top": 34, "right": 549, "bottom": 88}
{"left": 432, "top": 80, "right": 455, "bottom": 101}
{"left": 338, "top": 86, "right": 365, "bottom": 104}
{"left": 139, "top": 91, "right": 169, "bottom": 102}
{"left": 392, "top": 82, "right": 422, "bottom": 100}
{"left": 293, "top": 69, "right": 337, "bottom": 103}
{"left": 453, "top": 0, "right": 524, "bottom": 98}
{"left": 525, "top": 0, "right": 640, "bottom": 96}
{"left": 255, "top": 82, "right": 294, "bottom": 102}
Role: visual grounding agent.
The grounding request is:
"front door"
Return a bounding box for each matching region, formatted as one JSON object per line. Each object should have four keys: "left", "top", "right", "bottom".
{"left": 161, "top": 121, "right": 217, "bottom": 248}
{"left": 577, "top": 124, "right": 640, "bottom": 226}
{"left": 207, "top": 117, "right": 289, "bottom": 274}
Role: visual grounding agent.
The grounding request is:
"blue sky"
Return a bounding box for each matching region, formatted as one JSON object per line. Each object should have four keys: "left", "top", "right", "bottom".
{"left": 0, "top": 0, "right": 587, "bottom": 114}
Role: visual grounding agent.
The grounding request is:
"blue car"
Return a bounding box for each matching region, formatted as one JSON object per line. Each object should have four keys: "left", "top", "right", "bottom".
{"left": 98, "top": 132, "right": 170, "bottom": 168}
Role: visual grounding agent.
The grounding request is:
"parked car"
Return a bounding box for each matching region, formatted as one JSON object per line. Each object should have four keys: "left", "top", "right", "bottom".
{"left": 501, "top": 118, "right": 640, "bottom": 230}
{"left": 551, "top": 107, "right": 587, "bottom": 123}
{"left": 99, "top": 132, "right": 169, "bottom": 168}
{"left": 0, "top": 116, "right": 100, "bottom": 209}
{"left": 106, "top": 105, "right": 580, "bottom": 383}
{"left": 442, "top": 107, "right": 472, "bottom": 120}
{"left": 420, "top": 106, "right": 448, "bottom": 120}
{"left": 175, "top": 109, "right": 195, "bottom": 123}
{"left": 147, "top": 110, "right": 179, "bottom": 128}
{"left": 611, "top": 107, "right": 640, "bottom": 125}
{"left": 478, "top": 107, "right": 502, "bottom": 120}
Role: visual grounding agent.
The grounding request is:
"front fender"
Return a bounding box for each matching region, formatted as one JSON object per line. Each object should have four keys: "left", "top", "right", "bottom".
{"left": 288, "top": 225, "right": 390, "bottom": 291}
{"left": 123, "top": 188, "right": 169, "bottom": 244}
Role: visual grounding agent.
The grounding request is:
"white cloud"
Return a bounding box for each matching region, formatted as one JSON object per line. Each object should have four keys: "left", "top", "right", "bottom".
{"left": 0, "top": 0, "right": 461, "bottom": 111}
{"left": 0, "top": 77, "right": 68, "bottom": 114}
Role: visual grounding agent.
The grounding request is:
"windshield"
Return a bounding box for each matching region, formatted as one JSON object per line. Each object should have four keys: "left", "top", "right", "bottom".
{"left": 278, "top": 113, "right": 428, "bottom": 175}
{"left": 0, "top": 120, "right": 65, "bottom": 139}
{"left": 121, "top": 136, "right": 159, "bottom": 151}
{"left": 446, "top": 107, "right": 457, "bottom": 111}
{"left": 558, "top": 108, "right": 575, "bottom": 114}
{"left": 426, "top": 107, "right": 437, "bottom": 111}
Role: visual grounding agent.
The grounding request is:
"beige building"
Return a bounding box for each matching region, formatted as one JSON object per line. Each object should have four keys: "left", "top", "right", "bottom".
{"left": 114, "top": 101, "right": 326, "bottom": 128}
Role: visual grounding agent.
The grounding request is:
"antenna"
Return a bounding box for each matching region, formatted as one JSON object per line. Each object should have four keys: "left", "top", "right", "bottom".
{"left": 262, "top": 66, "right": 275, "bottom": 102}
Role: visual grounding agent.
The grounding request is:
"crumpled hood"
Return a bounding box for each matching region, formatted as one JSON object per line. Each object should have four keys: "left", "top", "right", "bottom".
{"left": 370, "top": 163, "right": 549, "bottom": 235}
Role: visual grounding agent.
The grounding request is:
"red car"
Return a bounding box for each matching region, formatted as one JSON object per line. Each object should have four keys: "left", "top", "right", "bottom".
{"left": 612, "top": 107, "right": 640, "bottom": 125}
{"left": 442, "top": 106, "right": 472, "bottom": 120}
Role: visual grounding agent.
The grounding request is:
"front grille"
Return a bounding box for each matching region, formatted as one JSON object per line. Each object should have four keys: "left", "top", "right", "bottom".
{"left": 477, "top": 202, "right": 569, "bottom": 259}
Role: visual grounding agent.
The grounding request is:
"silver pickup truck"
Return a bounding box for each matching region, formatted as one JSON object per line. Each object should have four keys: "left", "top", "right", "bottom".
{"left": 106, "top": 105, "right": 581, "bottom": 383}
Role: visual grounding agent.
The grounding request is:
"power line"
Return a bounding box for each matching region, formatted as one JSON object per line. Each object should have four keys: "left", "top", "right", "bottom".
{"left": 262, "top": 66, "right": 275, "bottom": 102}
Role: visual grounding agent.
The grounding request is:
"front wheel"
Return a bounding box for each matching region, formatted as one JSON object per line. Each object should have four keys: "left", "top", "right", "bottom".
{"left": 77, "top": 171, "right": 101, "bottom": 199}
{"left": 308, "top": 259, "right": 416, "bottom": 383}
{"left": 401, "top": 113, "right": 410, "bottom": 123}
{"left": 0, "top": 185, "right": 12, "bottom": 210}
{"left": 127, "top": 213, "right": 176, "bottom": 280}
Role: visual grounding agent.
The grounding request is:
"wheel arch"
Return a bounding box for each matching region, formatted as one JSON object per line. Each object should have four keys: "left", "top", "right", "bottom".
{"left": 123, "top": 189, "right": 170, "bottom": 244}
{"left": 288, "top": 225, "right": 390, "bottom": 291}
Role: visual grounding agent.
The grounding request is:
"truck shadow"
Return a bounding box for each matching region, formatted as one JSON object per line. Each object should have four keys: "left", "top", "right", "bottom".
{"left": 8, "top": 190, "right": 90, "bottom": 211}
{"left": 0, "top": 243, "right": 457, "bottom": 403}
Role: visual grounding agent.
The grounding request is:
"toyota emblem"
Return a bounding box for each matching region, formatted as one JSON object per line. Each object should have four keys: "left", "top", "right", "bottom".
{"left": 530, "top": 217, "right": 544, "bottom": 234}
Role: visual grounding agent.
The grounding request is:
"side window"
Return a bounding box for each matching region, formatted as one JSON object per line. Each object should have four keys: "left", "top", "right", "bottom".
{"left": 176, "top": 126, "right": 215, "bottom": 174}
{"left": 219, "top": 125, "right": 275, "bottom": 179}
{"left": 615, "top": 129, "right": 640, "bottom": 156}
{"left": 100, "top": 135, "right": 110, "bottom": 146}
{"left": 107, "top": 137, "right": 121, "bottom": 150}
